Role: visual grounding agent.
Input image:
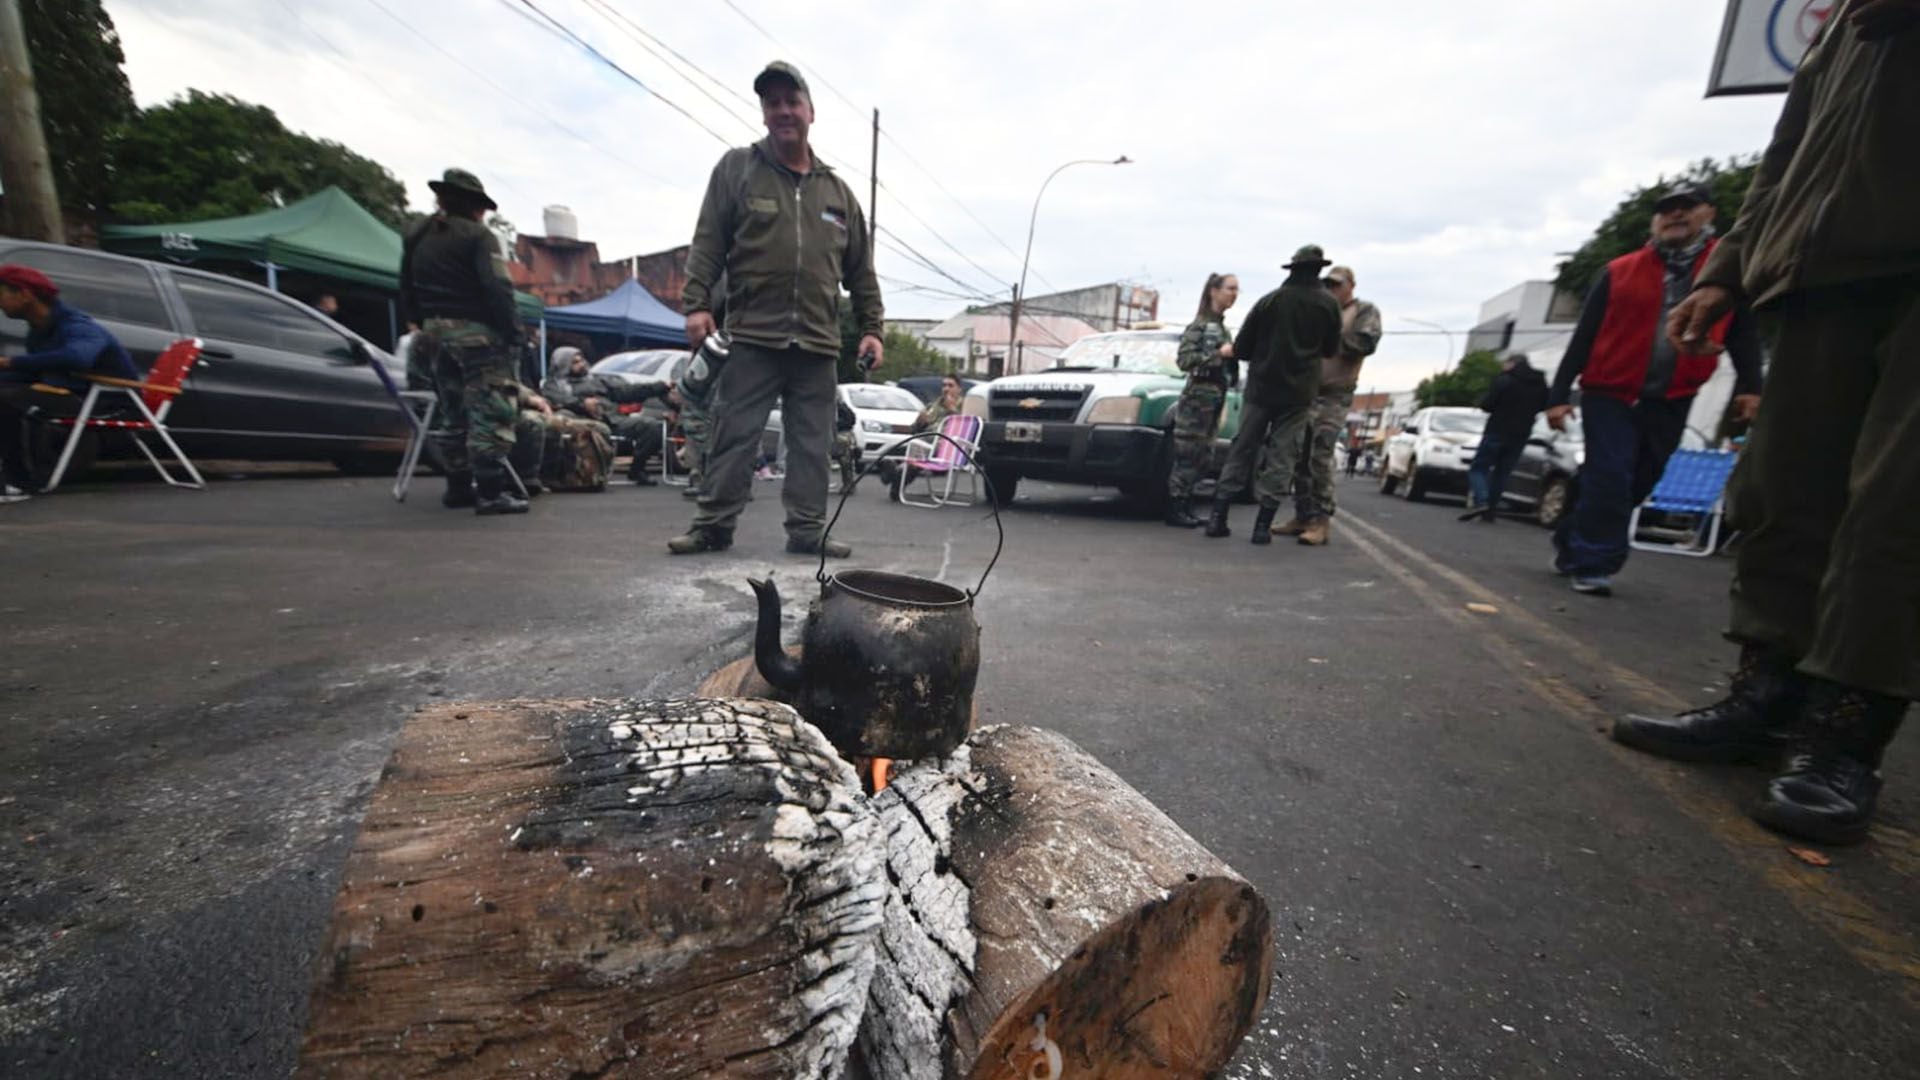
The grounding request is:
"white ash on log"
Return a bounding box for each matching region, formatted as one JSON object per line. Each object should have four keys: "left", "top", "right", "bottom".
{"left": 297, "top": 698, "right": 884, "bottom": 1080}
{"left": 859, "top": 725, "right": 1273, "bottom": 1080}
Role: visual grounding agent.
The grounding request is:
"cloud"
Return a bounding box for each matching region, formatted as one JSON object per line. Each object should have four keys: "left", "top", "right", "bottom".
{"left": 107, "top": 0, "right": 1787, "bottom": 390}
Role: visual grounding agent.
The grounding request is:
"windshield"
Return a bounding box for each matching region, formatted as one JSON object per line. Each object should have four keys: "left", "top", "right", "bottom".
{"left": 1428, "top": 411, "right": 1487, "bottom": 434}
{"left": 1055, "top": 331, "right": 1181, "bottom": 375}
{"left": 844, "top": 386, "right": 922, "bottom": 411}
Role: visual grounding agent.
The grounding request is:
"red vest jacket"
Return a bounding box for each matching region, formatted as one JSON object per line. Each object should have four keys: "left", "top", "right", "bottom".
{"left": 1582, "top": 241, "right": 1730, "bottom": 402}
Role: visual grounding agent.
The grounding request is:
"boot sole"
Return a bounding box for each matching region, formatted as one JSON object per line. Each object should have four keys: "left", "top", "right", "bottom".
{"left": 1750, "top": 802, "right": 1872, "bottom": 846}
{"left": 1609, "top": 720, "right": 1779, "bottom": 765}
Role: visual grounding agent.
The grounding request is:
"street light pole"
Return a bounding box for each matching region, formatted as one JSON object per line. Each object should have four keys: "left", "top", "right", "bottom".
{"left": 1002, "top": 155, "right": 1131, "bottom": 377}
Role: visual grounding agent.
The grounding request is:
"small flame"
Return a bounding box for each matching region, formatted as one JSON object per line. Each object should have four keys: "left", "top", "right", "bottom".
{"left": 871, "top": 757, "right": 893, "bottom": 793}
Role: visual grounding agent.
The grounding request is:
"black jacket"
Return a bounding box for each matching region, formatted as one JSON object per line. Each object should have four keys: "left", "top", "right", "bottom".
{"left": 1480, "top": 362, "right": 1550, "bottom": 443}
{"left": 1233, "top": 272, "right": 1343, "bottom": 410}
{"left": 400, "top": 214, "right": 521, "bottom": 343}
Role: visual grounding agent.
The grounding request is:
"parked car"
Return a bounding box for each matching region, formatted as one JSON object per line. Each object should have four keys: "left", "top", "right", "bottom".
{"left": 840, "top": 383, "right": 924, "bottom": 459}
{"left": 1378, "top": 406, "right": 1486, "bottom": 501}
{"left": 964, "top": 327, "right": 1242, "bottom": 508}
{"left": 893, "top": 374, "right": 979, "bottom": 404}
{"left": 0, "top": 238, "right": 409, "bottom": 479}
{"left": 1500, "top": 414, "right": 1584, "bottom": 527}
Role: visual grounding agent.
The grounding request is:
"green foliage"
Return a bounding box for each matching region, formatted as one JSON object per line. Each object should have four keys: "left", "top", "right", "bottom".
{"left": 108, "top": 91, "right": 411, "bottom": 228}
{"left": 1415, "top": 350, "right": 1504, "bottom": 408}
{"left": 1554, "top": 157, "right": 1759, "bottom": 298}
{"left": 20, "top": 0, "right": 136, "bottom": 217}
{"left": 835, "top": 295, "right": 952, "bottom": 380}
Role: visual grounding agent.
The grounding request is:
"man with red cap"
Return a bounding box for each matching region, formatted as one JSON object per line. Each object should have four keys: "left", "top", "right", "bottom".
{"left": 0, "top": 264, "right": 141, "bottom": 501}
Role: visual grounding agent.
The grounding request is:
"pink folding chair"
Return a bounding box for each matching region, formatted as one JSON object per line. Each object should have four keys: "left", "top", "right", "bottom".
{"left": 896, "top": 414, "right": 982, "bottom": 508}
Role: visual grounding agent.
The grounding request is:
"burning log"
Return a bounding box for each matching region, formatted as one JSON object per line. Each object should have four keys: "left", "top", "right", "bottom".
{"left": 297, "top": 698, "right": 884, "bottom": 1080}
{"left": 859, "top": 726, "right": 1273, "bottom": 1080}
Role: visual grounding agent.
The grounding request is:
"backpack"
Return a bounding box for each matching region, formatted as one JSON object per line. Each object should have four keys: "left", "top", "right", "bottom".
{"left": 540, "top": 414, "right": 615, "bottom": 491}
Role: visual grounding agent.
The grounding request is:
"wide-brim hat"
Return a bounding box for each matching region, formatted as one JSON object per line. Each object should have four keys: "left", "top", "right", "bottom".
{"left": 428, "top": 167, "right": 498, "bottom": 211}
{"left": 1285, "top": 243, "right": 1332, "bottom": 269}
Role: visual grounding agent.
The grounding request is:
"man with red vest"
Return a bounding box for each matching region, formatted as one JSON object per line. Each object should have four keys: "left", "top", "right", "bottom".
{"left": 1545, "top": 180, "right": 1764, "bottom": 596}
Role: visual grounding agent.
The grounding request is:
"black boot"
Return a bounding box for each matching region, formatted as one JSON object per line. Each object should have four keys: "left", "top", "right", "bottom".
{"left": 1165, "top": 497, "right": 1202, "bottom": 528}
{"left": 668, "top": 525, "right": 734, "bottom": 555}
{"left": 1202, "top": 495, "right": 1232, "bottom": 538}
{"left": 1250, "top": 504, "right": 1276, "bottom": 545}
{"left": 472, "top": 466, "right": 529, "bottom": 516}
{"left": 1752, "top": 679, "right": 1907, "bottom": 846}
{"left": 441, "top": 470, "right": 475, "bottom": 509}
{"left": 1612, "top": 644, "right": 1804, "bottom": 763}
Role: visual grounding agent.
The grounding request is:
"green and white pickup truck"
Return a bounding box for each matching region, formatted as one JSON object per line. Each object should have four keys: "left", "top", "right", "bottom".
{"left": 962, "top": 327, "right": 1245, "bottom": 508}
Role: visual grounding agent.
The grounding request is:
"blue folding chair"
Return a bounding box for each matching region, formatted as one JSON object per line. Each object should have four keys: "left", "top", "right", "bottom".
{"left": 1629, "top": 449, "right": 1740, "bottom": 557}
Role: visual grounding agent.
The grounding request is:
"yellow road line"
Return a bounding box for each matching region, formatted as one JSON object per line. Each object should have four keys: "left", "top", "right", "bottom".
{"left": 1339, "top": 508, "right": 1920, "bottom": 1008}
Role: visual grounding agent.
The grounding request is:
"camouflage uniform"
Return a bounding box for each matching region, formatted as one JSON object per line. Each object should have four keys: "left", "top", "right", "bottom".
{"left": 1168, "top": 313, "right": 1236, "bottom": 500}
{"left": 1291, "top": 296, "right": 1380, "bottom": 522}
{"left": 418, "top": 318, "right": 519, "bottom": 476}
{"left": 677, "top": 396, "right": 714, "bottom": 492}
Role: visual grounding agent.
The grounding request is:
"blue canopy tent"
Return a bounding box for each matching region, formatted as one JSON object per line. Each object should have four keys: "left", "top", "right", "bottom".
{"left": 542, "top": 278, "right": 685, "bottom": 347}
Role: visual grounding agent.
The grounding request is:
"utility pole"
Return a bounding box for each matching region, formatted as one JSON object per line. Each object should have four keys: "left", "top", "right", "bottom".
{"left": 998, "top": 283, "right": 1017, "bottom": 380}
{"left": 868, "top": 109, "right": 879, "bottom": 251}
{"left": 0, "top": 0, "right": 63, "bottom": 242}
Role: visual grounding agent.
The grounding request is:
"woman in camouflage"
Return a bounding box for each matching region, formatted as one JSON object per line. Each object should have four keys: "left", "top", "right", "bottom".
{"left": 1164, "top": 273, "right": 1240, "bottom": 527}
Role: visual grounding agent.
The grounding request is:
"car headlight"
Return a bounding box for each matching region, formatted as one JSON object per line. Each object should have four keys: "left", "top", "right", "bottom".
{"left": 1086, "top": 397, "right": 1141, "bottom": 424}
{"left": 961, "top": 394, "right": 987, "bottom": 418}
{"left": 861, "top": 419, "right": 888, "bottom": 432}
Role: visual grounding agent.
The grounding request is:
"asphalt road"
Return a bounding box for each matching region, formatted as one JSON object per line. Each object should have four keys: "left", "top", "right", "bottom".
{"left": 2, "top": 466, "right": 1915, "bottom": 1079}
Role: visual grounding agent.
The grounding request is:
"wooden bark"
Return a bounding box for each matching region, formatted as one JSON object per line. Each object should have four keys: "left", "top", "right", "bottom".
{"left": 860, "top": 726, "right": 1273, "bottom": 1080}
{"left": 298, "top": 698, "right": 884, "bottom": 1080}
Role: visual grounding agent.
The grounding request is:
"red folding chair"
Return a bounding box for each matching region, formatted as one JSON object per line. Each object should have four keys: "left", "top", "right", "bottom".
{"left": 32, "top": 337, "right": 207, "bottom": 493}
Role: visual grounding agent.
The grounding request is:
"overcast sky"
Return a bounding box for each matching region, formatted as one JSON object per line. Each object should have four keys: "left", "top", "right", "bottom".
{"left": 109, "top": 0, "right": 1788, "bottom": 389}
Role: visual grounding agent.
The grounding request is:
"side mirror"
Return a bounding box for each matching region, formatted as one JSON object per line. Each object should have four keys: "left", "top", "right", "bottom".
{"left": 348, "top": 340, "right": 372, "bottom": 366}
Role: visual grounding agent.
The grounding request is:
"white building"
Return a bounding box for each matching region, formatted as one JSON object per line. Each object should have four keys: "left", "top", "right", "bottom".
{"left": 1473, "top": 280, "right": 1741, "bottom": 446}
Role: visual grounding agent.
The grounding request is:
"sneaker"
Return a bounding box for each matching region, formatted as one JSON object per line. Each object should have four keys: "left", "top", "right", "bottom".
{"left": 1571, "top": 575, "right": 1613, "bottom": 597}
{"left": 0, "top": 483, "right": 33, "bottom": 504}
{"left": 787, "top": 535, "right": 852, "bottom": 559}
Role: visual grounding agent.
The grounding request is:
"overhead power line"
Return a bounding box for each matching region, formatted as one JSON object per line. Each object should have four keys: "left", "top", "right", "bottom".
{"left": 359, "top": 0, "right": 678, "bottom": 188}
{"left": 580, "top": 0, "right": 760, "bottom": 139}
{"left": 509, "top": 0, "right": 738, "bottom": 146}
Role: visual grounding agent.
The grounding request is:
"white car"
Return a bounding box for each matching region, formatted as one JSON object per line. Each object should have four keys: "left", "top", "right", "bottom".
{"left": 839, "top": 383, "right": 925, "bottom": 459}
{"left": 1379, "top": 406, "right": 1488, "bottom": 501}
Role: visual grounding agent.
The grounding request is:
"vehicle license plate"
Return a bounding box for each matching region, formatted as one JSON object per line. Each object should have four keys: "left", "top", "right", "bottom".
{"left": 1005, "top": 422, "right": 1042, "bottom": 443}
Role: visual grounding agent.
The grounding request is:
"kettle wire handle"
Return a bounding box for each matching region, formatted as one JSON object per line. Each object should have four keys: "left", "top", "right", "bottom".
{"left": 817, "top": 429, "right": 1005, "bottom": 599}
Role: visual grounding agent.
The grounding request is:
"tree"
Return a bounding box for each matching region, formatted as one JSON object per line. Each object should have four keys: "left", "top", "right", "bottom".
{"left": 486, "top": 213, "right": 517, "bottom": 256}
{"left": 108, "top": 91, "right": 410, "bottom": 227}
{"left": 1414, "top": 349, "right": 1503, "bottom": 408}
{"left": 1554, "top": 157, "right": 1759, "bottom": 299}
{"left": 836, "top": 295, "right": 954, "bottom": 381}
{"left": 20, "top": 0, "right": 135, "bottom": 218}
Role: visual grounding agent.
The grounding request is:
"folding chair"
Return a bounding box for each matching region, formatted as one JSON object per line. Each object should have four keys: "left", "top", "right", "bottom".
{"left": 657, "top": 418, "right": 691, "bottom": 486}
{"left": 366, "top": 353, "right": 437, "bottom": 502}
{"left": 32, "top": 337, "right": 206, "bottom": 493}
{"left": 896, "top": 414, "right": 983, "bottom": 508}
{"left": 1629, "top": 448, "right": 1740, "bottom": 557}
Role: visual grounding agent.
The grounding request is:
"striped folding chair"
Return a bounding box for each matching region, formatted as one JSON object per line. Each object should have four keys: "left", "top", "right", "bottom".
{"left": 1629, "top": 448, "right": 1740, "bottom": 557}
{"left": 896, "top": 414, "right": 983, "bottom": 509}
{"left": 32, "top": 337, "right": 206, "bottom": 493}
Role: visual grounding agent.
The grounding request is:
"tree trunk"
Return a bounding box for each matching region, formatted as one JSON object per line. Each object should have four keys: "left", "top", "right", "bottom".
{"left": 860, "top": 726, "right": 1273, "bottom": 1080}
{"left": 298, "top": 698, "right": 884, "bottom": 1080}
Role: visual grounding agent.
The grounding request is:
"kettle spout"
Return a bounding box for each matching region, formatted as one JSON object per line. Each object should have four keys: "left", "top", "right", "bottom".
{"left": 747, "top": 577, "right": 803, "bottom": 693}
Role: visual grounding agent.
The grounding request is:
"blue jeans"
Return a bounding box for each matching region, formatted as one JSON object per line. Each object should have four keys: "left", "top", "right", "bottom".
{"left": 1553, "top": 394, "right": 1691, "bottom": 576}
{"left": 1466, "top": 431, "right": 1525, "bottom": 510}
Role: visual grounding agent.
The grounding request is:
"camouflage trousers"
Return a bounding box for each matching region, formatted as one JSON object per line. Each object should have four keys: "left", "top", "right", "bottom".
{"left": 1290, "top": 387, "right": 1354, "bottom": 521}
{"left": 678, "top": 398, "right": 713, "bottom": 488}
{"left": 1167, "top": 384, "right": 1226, "bottom": 500}
{"left": 420, "top": 325, "right": 518, "bottom": 475}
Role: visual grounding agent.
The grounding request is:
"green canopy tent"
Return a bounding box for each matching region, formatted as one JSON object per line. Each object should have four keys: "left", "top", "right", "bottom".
{"left": 101, "top": 187, "right": 544, "bottom": 346}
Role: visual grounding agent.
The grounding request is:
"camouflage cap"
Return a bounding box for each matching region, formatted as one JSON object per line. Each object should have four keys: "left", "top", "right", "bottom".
{"left": 428, "top": 167, "right": 498, "bottom": 211}
{"left": 752, "top": 60, "right": 809, "bottom": 97}
{"left": 1325, "top": 264, "right": 1356, "bottom": 286}
{"left": 1285, "top": 244, "right": 1331, "bottom": 269}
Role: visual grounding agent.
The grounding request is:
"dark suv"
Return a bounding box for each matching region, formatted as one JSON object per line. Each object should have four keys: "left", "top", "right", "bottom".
{"left": 0, "top": 239, "right": 410, "bottom": 477}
